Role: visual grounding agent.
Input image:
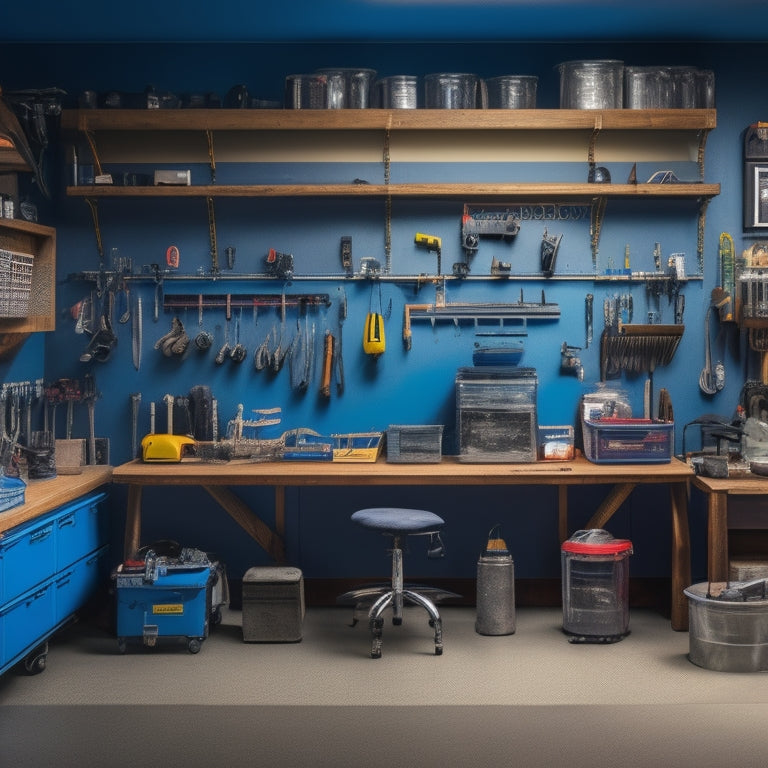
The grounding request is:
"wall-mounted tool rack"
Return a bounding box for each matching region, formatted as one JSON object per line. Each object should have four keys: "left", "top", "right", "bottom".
{"left": 162, "top": 293, "right": 331, "bottom": 317}
{"left": 402, "top": 293, "right": 560, "bottom": 350}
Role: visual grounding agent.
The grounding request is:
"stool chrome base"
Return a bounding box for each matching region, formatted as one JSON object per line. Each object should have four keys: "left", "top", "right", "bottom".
{"left": 338, "top": 536, "right": 459, "bottom": 658}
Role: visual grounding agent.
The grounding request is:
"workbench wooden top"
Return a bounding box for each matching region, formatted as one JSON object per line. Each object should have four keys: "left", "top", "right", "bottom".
{"left": 111, "top": 455, "right": 692, "bottom": 487}
{"left": 0, "top": 466, "right": 114, "bottom": 536}
{"left": 691, "top": 473, "right": 768, "bottom": 495}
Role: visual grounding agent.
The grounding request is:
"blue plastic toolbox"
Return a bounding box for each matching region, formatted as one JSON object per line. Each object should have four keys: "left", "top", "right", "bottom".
{"left": 114, "top": 548, "right": 215, "bottom": 654}
{"left": 582, "top": 418, "right": 673, "bottom": 464}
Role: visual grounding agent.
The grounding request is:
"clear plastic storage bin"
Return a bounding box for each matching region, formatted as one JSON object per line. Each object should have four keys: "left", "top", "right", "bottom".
{"left": 561, "top": 529, "right": 633, "bottom": 643}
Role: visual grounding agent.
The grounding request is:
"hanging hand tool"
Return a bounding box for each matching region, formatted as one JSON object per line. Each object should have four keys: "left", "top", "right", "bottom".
{"left": 335, "top": 287, "right": 347, "bottom": 394}
{"left": 415, "top": 232, "right": 442, "bottom": 275}
{"left": 718, "top": 232, "right": 735, "bottom": 322}
{"left": 585, "top": 293, "right": 593, "bottom": 348}
{"left": 272, "top": 291, "right": 287, "bottom": 372}
{"left": 340, "top": 236, "right": 352, "bottom": 275}
{"left": 132, "top": 296, "right": 142, "bottom": 371}
{"left": 166, "top": 245, "right": 180, "bottom": 269}
{"left": 230, "top": 309, "right": 247, "bottom": 363}
{"left": 541, "top": 229, "right": 562, "bottom": 277}
{"left": 130, "top": 392, "right": 141, "bottom": 458}
{"left": 152, "top": 263, "right": 163, "bottom": 322}
{"left": 364, "top": 311, "right": 385, "bottom": 357}
{"left": 320, "top": 330, "right": 335, "bottom": 397}
{"left": 364, "top": 280, "right": 386, "bottom": 357}
{"left": 83, "top": 374, "right": 98, "bottom": 465}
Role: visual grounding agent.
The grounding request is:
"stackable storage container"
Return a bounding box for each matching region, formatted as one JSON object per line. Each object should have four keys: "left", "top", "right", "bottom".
{"left": 455, "top": 366, "right": 538, "bottom": 462}
{"left": 242, "top": 566, "right": 305, "bottom": 642}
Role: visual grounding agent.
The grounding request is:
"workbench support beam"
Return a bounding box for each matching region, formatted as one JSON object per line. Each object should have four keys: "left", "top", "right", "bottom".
{"left": 584, "top": 482, "right": 636, "bottom": 530}
{"left": 203, "top": 485, "right": 286, "bottom": 562}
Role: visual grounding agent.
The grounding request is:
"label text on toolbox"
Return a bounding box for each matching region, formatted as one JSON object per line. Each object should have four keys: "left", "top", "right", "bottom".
{"left": 153, "top": 604, "right": 184, "bottom": 615}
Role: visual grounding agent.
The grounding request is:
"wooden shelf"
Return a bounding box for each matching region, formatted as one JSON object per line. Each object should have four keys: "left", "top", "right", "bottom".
{"left": 0, "top": 218, "right": 56, "bottom": 335}
{"left": 66, "top": 182, "right": 720, "bottom": 199}
{"left": 61, "top": 108, "right": 717, "bottom": 133}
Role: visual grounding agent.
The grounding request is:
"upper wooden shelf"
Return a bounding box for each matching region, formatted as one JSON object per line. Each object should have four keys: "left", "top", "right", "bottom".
{"left": 66, "top": 182, "right": 720, "bottom": 199}
{"left": 61, "top": 108, "right": 717, "bottom": 133}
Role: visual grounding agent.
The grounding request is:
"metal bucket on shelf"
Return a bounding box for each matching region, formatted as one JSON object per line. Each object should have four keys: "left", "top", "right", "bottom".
{"left": 424, "top": 73, "right": 483, "bottom": 109}
{"left": 284, "top": 74, "right": 328, "bottom": 109}
{"left": 485, "top": 75, "right": 538, "bottom": 109}
{"left": 375, "top": 75, "right": 419, "bottom": 109}
{"left": 558, "top": 60, "right": 623, "bottom": 109}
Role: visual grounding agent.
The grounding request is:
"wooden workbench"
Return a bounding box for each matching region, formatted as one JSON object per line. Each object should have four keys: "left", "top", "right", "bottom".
{"left": 0, "top": 466, "right": 114, "bottom": 536}
{"left": 111, "top": 455, "right": 693, "bottom": 629}
{"left": 691, "top": 473, "right": 768, "bottom": 583}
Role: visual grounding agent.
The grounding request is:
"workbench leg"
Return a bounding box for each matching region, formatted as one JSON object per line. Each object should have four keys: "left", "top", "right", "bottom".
{"left": 124, "top": 485, "right": 143, "bottom": 561}
{"left": 275, "top": 485, "right": 285, "bottom": 539}
{"left": 669, "top": 482, "right": 691, "bottom": 632}
{"left": 708, "top": 490, "right": 729, "bottom": 583}
{"left": 558, "top": 486, "right": 568, "bottom": 543}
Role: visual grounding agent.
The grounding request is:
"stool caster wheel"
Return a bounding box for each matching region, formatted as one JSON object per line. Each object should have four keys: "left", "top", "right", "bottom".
{"left": 429, "top": 619, "right": 435, "bottom": 627}
{"left": 435, "top": 645, "right": 443, "bottom": 656}
{"left": 370, "top": 617, "right": 384, "bottom": 659}
{"left": 393, "top": 616, "right": 403, "bottom": 626}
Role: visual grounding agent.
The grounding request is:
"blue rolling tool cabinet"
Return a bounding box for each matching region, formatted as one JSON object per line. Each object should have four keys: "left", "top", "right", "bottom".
{"left": 0, "top": 490, "right": 110, "bottom": 676}
{"left": 114, "top": 548, "right": 215, "bottom": 654}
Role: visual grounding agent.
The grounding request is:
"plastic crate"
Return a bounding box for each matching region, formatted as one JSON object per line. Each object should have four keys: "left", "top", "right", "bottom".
{"left": 0, "top": 476, "right": 26, "bottom": 513}
{"left": 583, "top": 418, "right": 673, "bottom": 464}
{"left": 387, "top": 425, "right": 443, "bottom": 463}
{"left": 0, "top": 250, "right": 33, "bottom": 318}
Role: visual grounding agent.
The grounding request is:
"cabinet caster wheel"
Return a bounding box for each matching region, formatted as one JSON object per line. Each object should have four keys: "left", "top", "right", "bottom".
{"left": 117, "top": 638, "right": 127, "bottom": 654}
{"left": 188, "top": 638, "right": 202, "bottom": 654}
{"left": 23, "top": 643, "right": 48, "bottom": 675}
{"left": 211, "top": 606, "right": 222, "bottom": 626}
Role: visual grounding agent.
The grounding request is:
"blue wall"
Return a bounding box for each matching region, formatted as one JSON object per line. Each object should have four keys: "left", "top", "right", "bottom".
{"left": 2, "top": 39, "right": 767, "bottom": 586}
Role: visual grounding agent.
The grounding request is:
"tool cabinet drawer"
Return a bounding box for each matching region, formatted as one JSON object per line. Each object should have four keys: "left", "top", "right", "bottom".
{"left": 0, "top": 517, "right": 56, "bottom": 604}
{"left": 55, "top": 492, "right": 108, "bottom": 571}
{"left": 0, "top": 580, "right": 55, "bottom": 669}
{"left": 55, "top": 545, "right": 109, "bottom": 624}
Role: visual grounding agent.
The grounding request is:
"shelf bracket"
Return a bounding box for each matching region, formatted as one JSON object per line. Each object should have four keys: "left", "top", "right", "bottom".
{"left": 696, "top": 129, "right": 709, "bottom": 182}
{"left": 588, "top": 115, "right": 602, "bottom": 168}
{"left": 83, "top": 129, "right": 103, "bottom": 177}
{"left": 206, "top": 129, "right": 216, "bottom": 185}
{"left": 697, "top": 196, "right": 711, "bottom": 275}
{"left": 84, "top": 197, "right": 105, "bottom": 264}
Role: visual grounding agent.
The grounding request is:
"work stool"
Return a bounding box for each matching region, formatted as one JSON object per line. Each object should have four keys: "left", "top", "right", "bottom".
{"left": 338, "top": 507, "right": 458, "bottom": 658}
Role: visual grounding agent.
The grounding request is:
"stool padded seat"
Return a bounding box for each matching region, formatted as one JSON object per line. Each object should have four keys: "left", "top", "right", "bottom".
{"left": 351, "top": 507, "right": 445, "bottom": 534}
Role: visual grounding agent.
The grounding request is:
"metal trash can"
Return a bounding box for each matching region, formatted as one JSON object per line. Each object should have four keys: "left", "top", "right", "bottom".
{"left": 561, "top": 529, "right": 632, "bottom": 643}
{"left": 475, "top": 525, "right": 515, "bottom": 636}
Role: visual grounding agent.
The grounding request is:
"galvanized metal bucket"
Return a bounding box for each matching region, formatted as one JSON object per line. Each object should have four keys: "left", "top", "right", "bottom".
{"left": 685, "top": 581, "right": 768, "bottom": 672}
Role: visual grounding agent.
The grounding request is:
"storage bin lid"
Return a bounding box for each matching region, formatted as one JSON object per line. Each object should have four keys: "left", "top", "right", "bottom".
{"left": 562, "top": 528, "right": 632, "bottom": 555}
{"left": 244, "top": 566, "right": 303, "bottom": 584}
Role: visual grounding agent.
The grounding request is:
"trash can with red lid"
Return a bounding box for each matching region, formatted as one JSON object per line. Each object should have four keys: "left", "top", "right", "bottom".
{"left": 561, "top": 529, "right": 633, "bottom": 643}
